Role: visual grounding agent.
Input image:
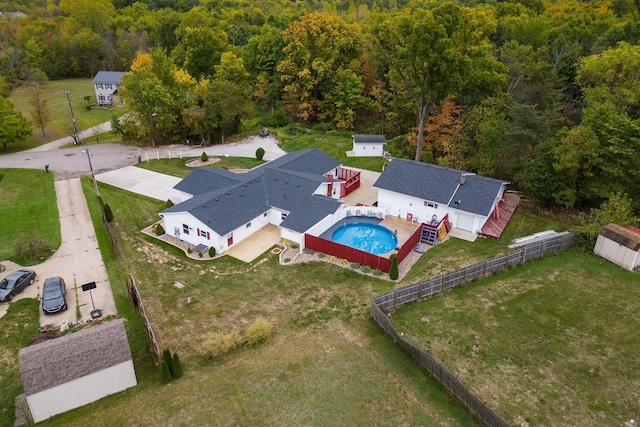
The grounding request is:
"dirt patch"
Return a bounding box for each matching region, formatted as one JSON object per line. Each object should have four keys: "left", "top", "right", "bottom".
{"left": 186, "top": 157, "right": 221, "bottom": 168}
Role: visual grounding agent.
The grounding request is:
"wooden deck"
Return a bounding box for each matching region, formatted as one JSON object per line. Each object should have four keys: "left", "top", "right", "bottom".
{"left": 480, "top": 194, "right": 520, "bottom": 239}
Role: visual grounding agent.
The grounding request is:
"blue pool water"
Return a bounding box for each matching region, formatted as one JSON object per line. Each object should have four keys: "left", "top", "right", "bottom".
{"left": 331, "top": 223, "right": 397, "bottom": 255}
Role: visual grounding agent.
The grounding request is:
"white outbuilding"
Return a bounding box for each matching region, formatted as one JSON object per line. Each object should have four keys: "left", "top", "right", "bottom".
{"left": 19, "top": 319, "right": 137, "bottom": 423}
{"left": 351, "top": 134, "right": 386, "bottom": 157}
{"left": 594, "top": 223, "right": 640, "bottom": 271}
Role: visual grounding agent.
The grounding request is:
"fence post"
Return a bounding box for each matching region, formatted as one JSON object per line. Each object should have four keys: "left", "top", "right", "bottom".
{"left": 393, "top": 290, "right": 397, "bottom": 310}
{"left": 541, "top": 240, "right": 546, "bottom": 257}
{"left": 483, "top": 260, "right": 488, "bottom": 277}
{"left": 440, "top": 275, "right": 445, "bottom": 293}
{"left": 522, "top": 245, "right": 527, "bottom": 264}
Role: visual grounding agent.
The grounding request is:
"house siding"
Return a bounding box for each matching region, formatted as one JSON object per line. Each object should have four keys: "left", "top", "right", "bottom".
{"left": 353, "top": 143, "right": 384, "bottom": 157}
{"left": 28, "top": 361, "right": 137, "bottom": 423}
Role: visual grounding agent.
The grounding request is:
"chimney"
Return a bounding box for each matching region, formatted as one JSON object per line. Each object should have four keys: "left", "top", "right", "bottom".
{"left": 460, "top": 173, "right": 466, "bottom": 185}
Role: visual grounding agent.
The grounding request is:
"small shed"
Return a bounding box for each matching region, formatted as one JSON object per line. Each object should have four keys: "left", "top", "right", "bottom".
{"left": 594, "top": 223, "right": 640, "bottom": 271}
{"left": 352, "top": 135, "right": 385, "bottom": 157}
{"left": 19, "top": 319, "right": 137, "bottom": 423}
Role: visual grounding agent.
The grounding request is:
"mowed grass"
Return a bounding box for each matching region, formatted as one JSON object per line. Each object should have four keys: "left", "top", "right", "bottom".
{"left": 8, "top": 79, "right": 115, "bottom": 153}
{"left": 392, "top": 250, "right": 640, "bottom": 426}
{"left": 0, "top": 169, "right": 60, "bottom": 264}
{"left": 36, "top": 180, "right": 485, "bottom": 426}
{"left": 0, "top": 298, "right": 40, "bottom": 427}
{"left": 278, "top": 129, "right": 388, "bottom": 172}
{"left": 136, "top": 156, "right": 264, "bottom": 178}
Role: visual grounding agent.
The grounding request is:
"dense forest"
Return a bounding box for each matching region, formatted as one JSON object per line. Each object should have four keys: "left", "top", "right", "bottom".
{"left": 1, "top": 0, "right": 640, "bottom": 216}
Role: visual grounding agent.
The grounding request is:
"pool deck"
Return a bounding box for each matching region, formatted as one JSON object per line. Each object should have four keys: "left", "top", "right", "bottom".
{"left": 319, "top": 215, "right": 420, "bottom": 258}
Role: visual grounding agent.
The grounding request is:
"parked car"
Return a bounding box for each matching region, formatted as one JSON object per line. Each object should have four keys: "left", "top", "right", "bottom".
{"left": 0, "top": 268, "right": 36, "bottom": 302}
{"left": 41, "top": 276, "right": 68, "bottom": 314}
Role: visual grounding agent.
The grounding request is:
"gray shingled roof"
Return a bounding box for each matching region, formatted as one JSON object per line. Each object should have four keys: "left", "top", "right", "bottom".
{"left": 174, "top": 168, "right": 243, "bottom": 195}
{"left": 19, "top": 319, "right": 133, "bottom": 396}
{"left": 373, "top": 159, "right": 508, "bottom": 216}
{"left": 92, "top": 71, "right": 125, "bottom": 84}
{"left": 353, "top": 135, "right": 386, "bottom": 144}
{"left": 162, "top": 149, "right": 343, "bottom": 235}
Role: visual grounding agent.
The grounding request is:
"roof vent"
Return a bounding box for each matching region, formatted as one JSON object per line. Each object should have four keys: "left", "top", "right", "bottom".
{"left": 460, "top": 174, "right": 466, "bottom": 185}
{"left": 226, "top": 192, "right": 231, "bottom": 195}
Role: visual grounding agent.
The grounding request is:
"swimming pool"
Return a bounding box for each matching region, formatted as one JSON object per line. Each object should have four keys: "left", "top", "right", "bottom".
{"left": 331, "top": 222, "right": 397, "bottom": 255}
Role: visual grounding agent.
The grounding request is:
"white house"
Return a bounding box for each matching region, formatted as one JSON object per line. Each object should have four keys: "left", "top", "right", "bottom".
{"left": 594, "top": 223, "right": 640, "bottom": 271}
{"left": 92, "top": 71, "right": 124, "bottom": 107}
{"left": 352, "top": 134, "right": 385, "bottom": 157}
{"left": 19, "top": 319, "right": 137, "bottom": 423}
{"left": 160, "top": 149, "right": 352, "bottom": 254}
{"left": 373, "top": 159, "right": 509, "bottom": 234}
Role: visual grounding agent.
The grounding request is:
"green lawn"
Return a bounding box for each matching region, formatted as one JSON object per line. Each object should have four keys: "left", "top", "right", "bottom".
{"left": 136, "top": 156, "right": 265, "bottom": 178}
{"left": 277, "top": 128, "right": 388, "bottom": 172}
{"left": 392, "top": 251, "right": 640, "bottom": 425}
{"left": 7, "top": 79, "right": 116, "bottom": 153}
{"left": 0, "top": 169, "right": 60, "bottom": 264}
{"left": 0, "top": 299, "right": 40, "bottom": 427}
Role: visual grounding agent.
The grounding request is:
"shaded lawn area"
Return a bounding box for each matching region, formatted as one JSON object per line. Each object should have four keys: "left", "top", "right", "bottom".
{"left": 8, "top": 79, "right": 115, "bottom": 153}
{"left": 136, "top": 156, "right": 264, "bottom": 178}
{"left": 0, "top": 299, "right": 40, "bottom": 427}
{"left": 37, "top": 180, "right": 484, "bottom": 426}
{"left": 0, "top": 169, "right": 60, "bottom": 264}
{"left": 392, "top": 251, "right": 640, "bottom": 426}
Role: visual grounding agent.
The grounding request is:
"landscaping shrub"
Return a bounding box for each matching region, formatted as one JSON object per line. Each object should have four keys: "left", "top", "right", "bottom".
{"left": 194, "top": 332, "right": 242, "bottom": 359}
{"left": 389, "top": 254, "right": 399, "bottom": 280}
{"left": 256, "top": 147, "right": 265, "bottom": 160}
{"left": 166, "top": 199, "right": 174, "bottom": 208}
{"left": 362, "top": 265, "right": 372, "bottom": 273}
{"left": 103, "top": 203, "right": 114, "bottom": 223}
{"left": 243, "top": 319, "right": 272, "bottom": 346}
{"left": 172, "top": 352, "right": 183, "bottom": 378}
{"left": 162, "top": 348, "right": 173, "bottom": 374}
{"left": 291, "top": 243, "right": 299, "bottom": 249}
{"left": 187, "top": 247, "right": 193, "bottom": 254}
{"left": 201, "top": 151, "right": 209, "bottom": 162}
{"left": 208, "top": 247, "right": 216, "bottom": 257}
{"left": 284, "top": 257, "right": 291, "bottom": 263}
{"left": 15, "top": 233, "right": 52, "bottom": 262}
{"left": 155, "top": 224, "right": 165, "bottom": 235}
{"left": 317, "top": 253, "right": 326, "bottom": 258}
{"left": 350, "top": 262, "right": 360, "bottom": 269}
{"left": 373, "top": 269, "right": 383, "bottom": 276}
{"left": 160, "top": 360, "right": 172, "bottom": 384}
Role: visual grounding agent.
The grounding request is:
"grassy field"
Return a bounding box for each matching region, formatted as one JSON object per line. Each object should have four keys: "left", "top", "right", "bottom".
{"left": 0, "top": 299, "right": 40, "bottom": 427}
{"left": 392, "top": 250, "right": 640, "bottom": 426}
{"left": 7, "top": 79, "right": 115, "bottom": 153}
{"left": 136, "top": 156, "right": 265, "bottom": 178}
{"left": 26, "top": 177, "right": 487, "bottom": 426}
{"left": 0, "top": 169, "right": 60, "bottom": 264}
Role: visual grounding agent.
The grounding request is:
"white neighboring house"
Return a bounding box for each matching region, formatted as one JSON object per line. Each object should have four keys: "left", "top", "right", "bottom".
{"left": 373, "top": 159, "right": 509, "bottom": 234}
{"left": 19, "top": 319, "right": 137, "bottom": 423}
{"left": 352, "top": 134, "right": 385, "bottom": 157}
{"left": 92, "top": 71, "right": 125, "bottom": 107}
{"left": 160, "top": 149, "right": 347, "bottom": 254}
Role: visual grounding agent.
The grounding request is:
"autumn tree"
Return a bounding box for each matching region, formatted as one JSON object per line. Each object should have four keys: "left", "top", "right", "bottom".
{"left": 373, "top": 3, "right": 507, "bottom": 162}
{"left": 28, "top": 81, "right": 51, "bottom": 137}
{"left": 278, "top": 12, "right": 364, "bottom": 124}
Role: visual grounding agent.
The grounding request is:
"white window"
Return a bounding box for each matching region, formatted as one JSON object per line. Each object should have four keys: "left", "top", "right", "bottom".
{"left": 182, "top": 224, "right": 190, "bottom": 235}
{"left": 424, "top": 201, "right": 438, "bottom": 208}
{"left": 281, "top": 213, "right": 288, "bottom": 220}
{"left": 98, "top": 94, "right": 105, "bottom": 102}
{"left": 106, "top": 83, "right": 112, "bottom": 89}
{"left": 246, "top": 222, "right": 251, "bottom": 228}
{"left": 96, "top": 83, "right": 103, "bottom": 89}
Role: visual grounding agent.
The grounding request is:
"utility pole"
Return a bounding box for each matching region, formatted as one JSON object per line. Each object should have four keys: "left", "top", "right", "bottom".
{"left": 65, "top": 90, "right": 83, "bottom": 145}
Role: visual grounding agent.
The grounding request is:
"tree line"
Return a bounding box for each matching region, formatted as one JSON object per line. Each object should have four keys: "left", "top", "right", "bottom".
{"left": 1, "top": 0, "right": 640, "bottom": 214}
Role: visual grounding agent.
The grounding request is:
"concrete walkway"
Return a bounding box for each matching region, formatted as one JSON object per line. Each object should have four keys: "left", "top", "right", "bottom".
{"left": 96, "top": 166, "right": 183, "bottom": 203}
{"left": 0, "top": 179, "right": 116, "bottom": 325}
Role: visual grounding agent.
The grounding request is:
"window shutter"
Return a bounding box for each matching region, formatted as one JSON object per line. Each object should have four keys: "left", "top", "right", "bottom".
{"left": 197, "top": 228, "right": 200, "bottom": 236}
{"left": 207, "top": 232, "right": 210, "bottom": 240}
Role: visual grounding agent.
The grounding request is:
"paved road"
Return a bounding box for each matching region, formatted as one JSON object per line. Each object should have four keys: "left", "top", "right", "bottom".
{"left": 0, "top": 179, "right": 116, "bottom": 324}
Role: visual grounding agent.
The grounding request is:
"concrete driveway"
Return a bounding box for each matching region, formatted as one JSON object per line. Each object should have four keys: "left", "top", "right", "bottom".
{"left": 96, "top": 166, "right": 183, "bottom": 203}
{"left": 0, "top": 179, "right": 116, "bottom": 325}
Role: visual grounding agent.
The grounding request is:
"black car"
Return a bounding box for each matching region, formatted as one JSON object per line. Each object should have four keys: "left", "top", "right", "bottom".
{"left": 0, "top": 269, "right": 36, "bottom": 302}
{"left": 41, "top": 276, "right": 68, "bottom": 314}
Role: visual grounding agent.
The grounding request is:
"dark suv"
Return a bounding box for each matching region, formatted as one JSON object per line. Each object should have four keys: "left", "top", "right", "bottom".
{"left": 41, "top": 276, "right": 68, "bottom": 314}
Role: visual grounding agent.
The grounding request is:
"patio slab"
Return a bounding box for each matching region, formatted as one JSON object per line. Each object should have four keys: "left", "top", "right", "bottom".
{"left": 225, "top": 224, "right": 282, "bottom": 263}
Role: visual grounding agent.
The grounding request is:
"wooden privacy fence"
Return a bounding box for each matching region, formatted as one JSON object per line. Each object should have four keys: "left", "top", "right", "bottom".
{"left": 371, "top": 232, "right": 575, "bottom": 426}
{"left": 127, "top": 274, "right": 161, "bottom": 361}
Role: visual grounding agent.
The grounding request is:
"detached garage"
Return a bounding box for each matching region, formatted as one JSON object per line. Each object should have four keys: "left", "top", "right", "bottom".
{"left": 19, "top": 319, "right": 137, "bottom": 423}
{"left": 594, "top": 223, "right": 640, "bottom": 271}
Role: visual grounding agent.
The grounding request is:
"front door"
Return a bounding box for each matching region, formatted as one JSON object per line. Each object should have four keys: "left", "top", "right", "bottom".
{"left": 227, "top": 234, "right": 234, "bottom": 246}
